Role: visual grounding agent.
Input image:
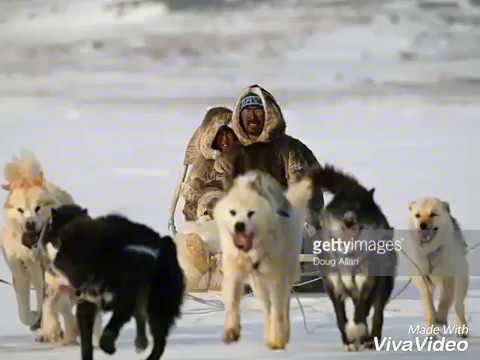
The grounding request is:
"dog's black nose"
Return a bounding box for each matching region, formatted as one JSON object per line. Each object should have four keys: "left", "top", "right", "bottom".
{"left": 234, "top": 222, "right": 246, "bottom": 233}
{"left": 420, "top": 222, "right": 428, "bottom": 230}
{"left": 26, "top": 221, "right": 36, "bottom": 232}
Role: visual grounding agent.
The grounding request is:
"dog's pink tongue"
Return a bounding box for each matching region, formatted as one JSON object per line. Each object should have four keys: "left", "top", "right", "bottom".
{"left": 234, "top": 232, "right": 253, "bottom": 252}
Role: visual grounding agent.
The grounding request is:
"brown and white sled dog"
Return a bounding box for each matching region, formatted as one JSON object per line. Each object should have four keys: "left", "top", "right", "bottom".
{"left": 214, "top": 170, "right": 311, "bottom": 350}
{"left": 408, "top": 197, "right": 469, "bottom": 335}
{"left": 0, "top": 152, "right": 78, "bottom": 344}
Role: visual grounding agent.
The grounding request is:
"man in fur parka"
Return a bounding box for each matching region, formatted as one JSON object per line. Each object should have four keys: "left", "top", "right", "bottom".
{"left": 231, "top": 84, "right": 324, "bottom": 212}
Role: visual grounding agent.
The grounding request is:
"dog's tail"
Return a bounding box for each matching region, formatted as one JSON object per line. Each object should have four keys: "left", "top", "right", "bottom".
{"left": 4, "top": 151, "right": 44, "bottom": 189}
{"left": 308, "top": 164, "right": 365, "bottom": 196}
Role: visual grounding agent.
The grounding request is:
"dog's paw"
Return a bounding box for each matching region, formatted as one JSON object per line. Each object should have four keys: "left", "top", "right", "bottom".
{"left": 458, "top": 326, "right": 469, "bottom": 339}
{"left": 35, "top": 330, "right": 63, "bottom": 343}
{"left": 135, "top": 335, "right": 149, "bottom": 353}
{"left": 362, "top": 338, "right": 375, "bottom": 350}
{"left": 223, "top": 328, "right": 240, "bottom": 344}
{"left": 344, "top": 343, "right": 361, "bottom": 352}
{"left": 266, "top": 339, "right": 287, "bottom": 350}
{"left": 434, "top": 318, "right": 447, "bottom": 327}
{"left": 100, "top": 331, "right": 116, "bottom": 355}
{"left": 345, "top": 322, "right": 367, "bottom": 343}
{"left": 34, "top": 334, "right": 49, "bottom": 343}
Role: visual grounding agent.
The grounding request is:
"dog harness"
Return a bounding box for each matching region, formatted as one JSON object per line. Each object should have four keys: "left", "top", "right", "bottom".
{"left": 32, "top": 219, "right": 59, "bottom": 277}
{"left": 124, "top": 244, "right": 159, "bottom": 258}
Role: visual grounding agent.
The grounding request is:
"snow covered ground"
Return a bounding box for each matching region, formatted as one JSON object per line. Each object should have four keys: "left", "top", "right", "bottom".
{"left": 1, "top": 0, "right": 480, "bottom": 358}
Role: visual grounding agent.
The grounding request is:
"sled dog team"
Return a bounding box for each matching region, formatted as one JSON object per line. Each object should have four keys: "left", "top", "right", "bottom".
{"left": 0, "top": 85, "right": 470, "bottom": 360}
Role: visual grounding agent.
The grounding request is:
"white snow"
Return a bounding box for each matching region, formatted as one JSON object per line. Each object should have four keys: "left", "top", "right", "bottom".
{"left": 1, "top": 0, "right": 480, "bottom": 358}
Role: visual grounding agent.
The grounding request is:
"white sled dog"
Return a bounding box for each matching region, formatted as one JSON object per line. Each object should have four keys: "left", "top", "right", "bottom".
{"left": 408, "top": 197, "right": 469, "bottom": 336}
{"left": 1, "top": 152, "right": 78, "bottom": 344}
{"left": 214, "top": 170, "right": 311, "bottom": 349}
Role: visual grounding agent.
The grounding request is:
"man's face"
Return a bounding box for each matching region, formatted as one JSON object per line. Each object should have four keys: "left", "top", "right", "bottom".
{"left": 240, "top": 105, "right": 265, "bottom": 136}
{"left": 214, "top": 128, "right": 239, "bottom": 153}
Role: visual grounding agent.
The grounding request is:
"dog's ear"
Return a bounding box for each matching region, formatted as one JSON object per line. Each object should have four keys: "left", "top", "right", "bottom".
{"left": 369, "top": 188, "right": 375, "bottom": 197}
{"left": 247, "top": 172, "right": 268, "bottom": 200}
{"left": 82, "top": 208, "right": 88, "bottom": 216}
{"left": 249, "top": 173, "right": 275, "bottom": 204}
{"left": 250, "top": 173, "right": 263, "bottom": 194}
{"left": 33, "top": 171, "right": 44, "bottom": 187}
{"left": 1, "top": 184, "right": 10, "bottom": 191}
{"left": 442, "top": 201, "right": 451, "bottom": 213}
{"left": 408, "top": 200, "right": 416, "bottom": 211}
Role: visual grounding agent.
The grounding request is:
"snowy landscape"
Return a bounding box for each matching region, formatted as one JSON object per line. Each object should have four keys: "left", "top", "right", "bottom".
{"left": 1, "top": 0, "right": 480, "bottom": 359}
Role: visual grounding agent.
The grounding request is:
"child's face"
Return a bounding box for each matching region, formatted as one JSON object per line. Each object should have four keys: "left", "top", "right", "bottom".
{"left": 214, "top": 128, "right": 239, "bottom": 153}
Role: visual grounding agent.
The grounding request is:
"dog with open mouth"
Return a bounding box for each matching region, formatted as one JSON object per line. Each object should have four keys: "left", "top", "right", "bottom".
{"left": 1, "top": 152, "right": 78, "bottom": 344}
{"left": 408, "top": 197, "right": 469, "bottom": 335}
{"left": 49, "top": 205, "right": 185, "bottom": 360}
{"left": 214, "top": 170, "right": 312, "bottom": 350}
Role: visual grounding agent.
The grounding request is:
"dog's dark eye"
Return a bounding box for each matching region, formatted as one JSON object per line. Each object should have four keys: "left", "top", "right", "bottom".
{"left": 17, "top": 208, "right": 24, "bottom": 214}
{"left": 35, "top": 205, "right": 41, "bottom": 213}
{"left": 415, "top": 213, "right": 420, "bottom": 219}
{"left": 230, "top": 210, "right": 236, "bottom": 216}
{"left": 247, "top": 211, "right": 255, "bottom": 218}
{"left": 430, "top": 213, "right": 438, "bottom": 218}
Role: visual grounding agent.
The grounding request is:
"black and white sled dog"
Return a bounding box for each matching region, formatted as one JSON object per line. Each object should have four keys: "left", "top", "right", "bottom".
{"left": 48, "top": 205, "right": 185, "bottom": 360}
{"left": 311, "top": 166, "right": 397, "bottom": 351}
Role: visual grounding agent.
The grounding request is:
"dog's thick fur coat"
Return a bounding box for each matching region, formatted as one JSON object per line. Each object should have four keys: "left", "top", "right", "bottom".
{"left": 214, "top": 170, "right": 312, "bottom": 349}
{"left": 408, "top": 197, "right": 469, "bottom": 335}
{"left": 1, "top": 152, "right": 77, "bottom": 344}
{"left": 51, "top": 206, "right": 185, "bottom": 360}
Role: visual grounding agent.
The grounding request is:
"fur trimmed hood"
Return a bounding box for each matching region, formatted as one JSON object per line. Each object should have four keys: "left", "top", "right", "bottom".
{"left": 232, "top": 85, "right": 286, "bottom": 145}
{"left": 196, "top": 189, "right": 224, "bottom": 219}
{"left": 184, "top": 107, "right": 233, "bottom": 164}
